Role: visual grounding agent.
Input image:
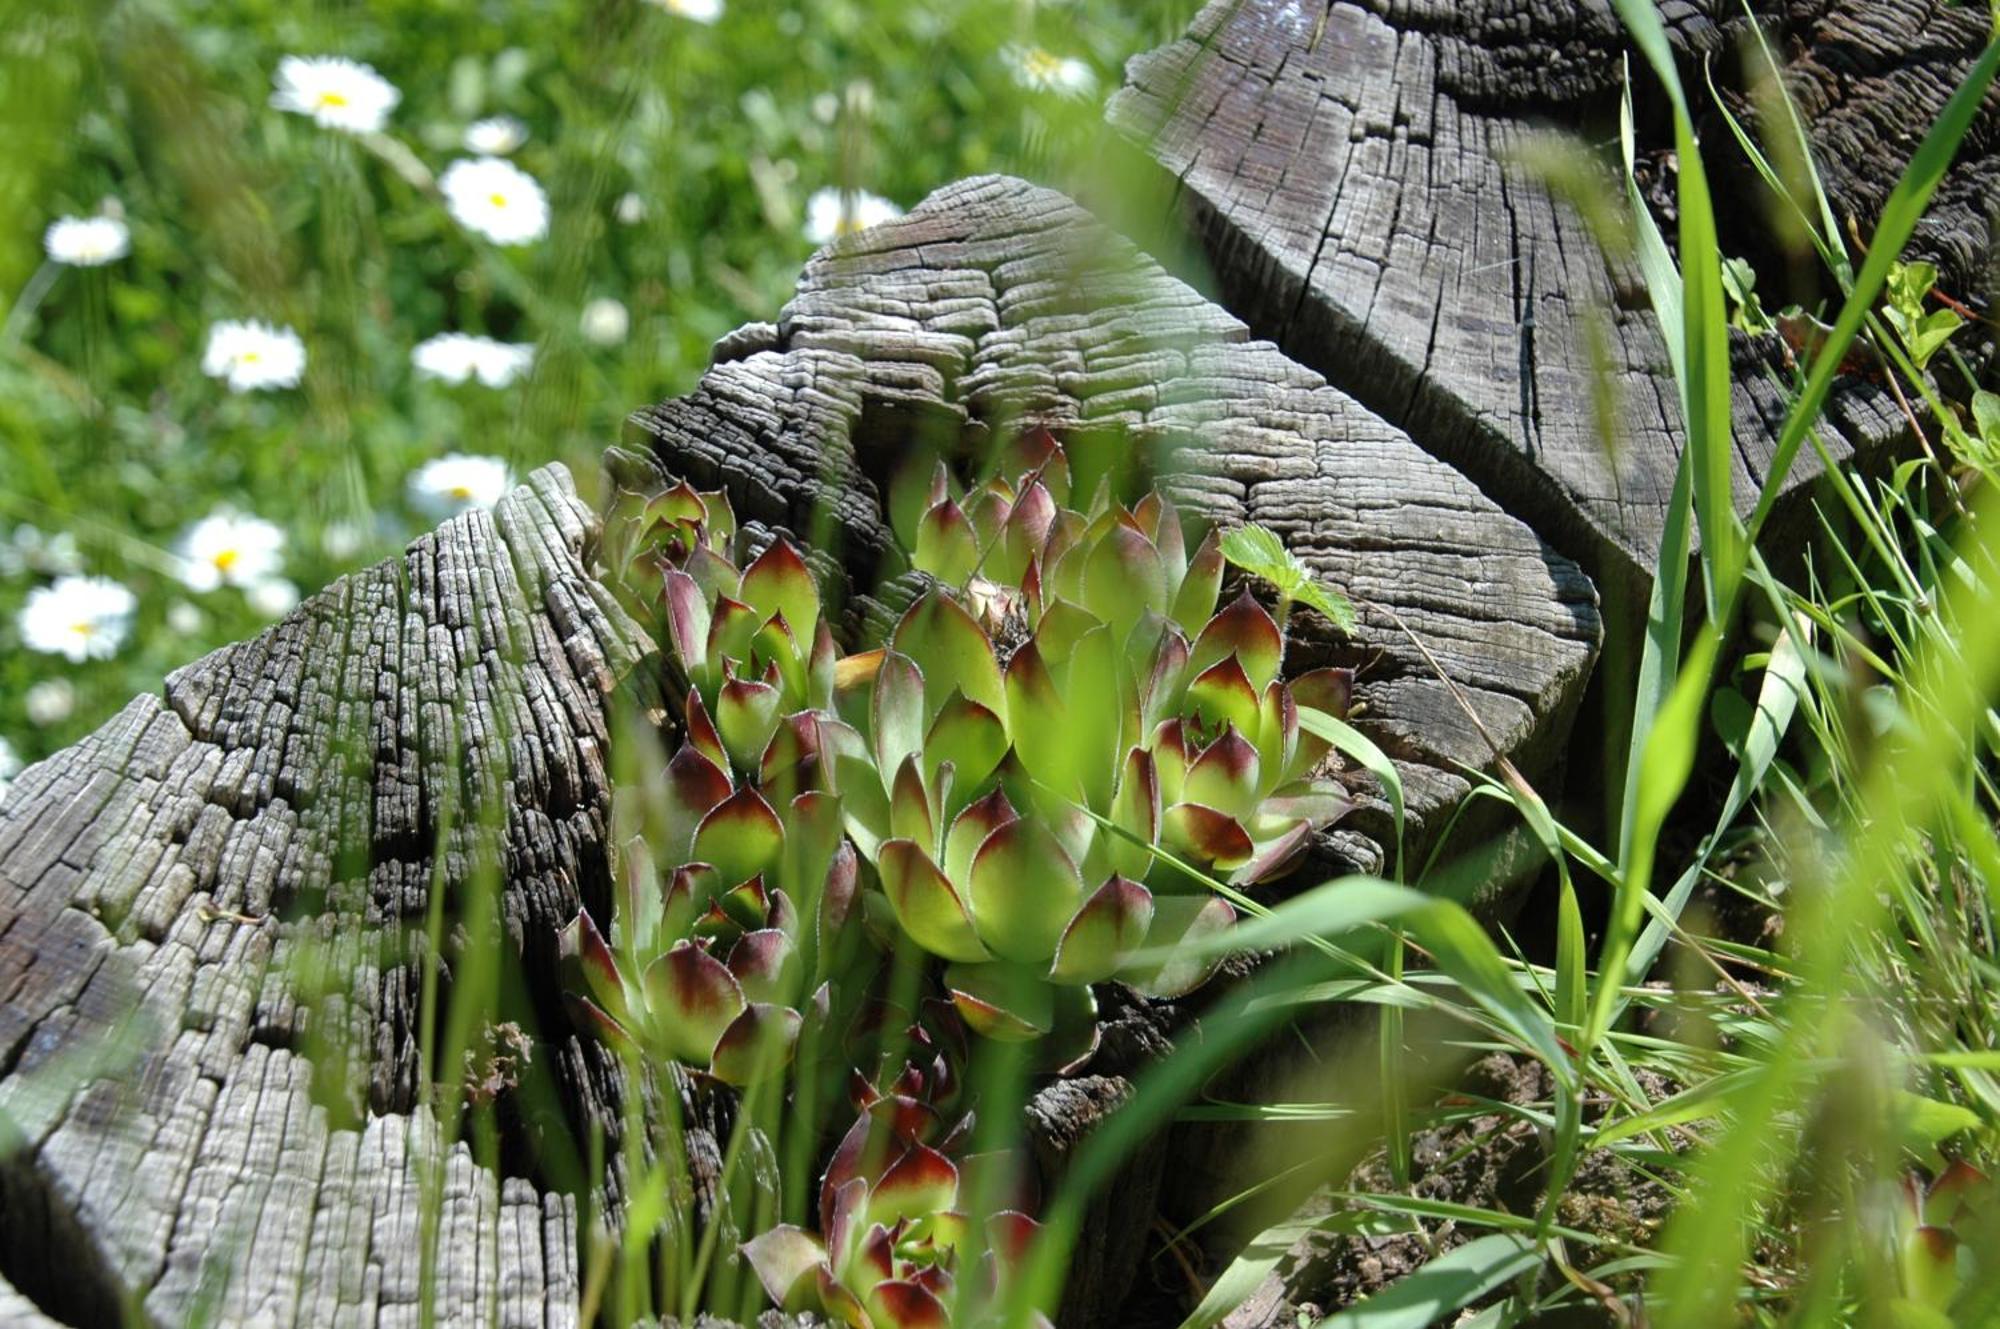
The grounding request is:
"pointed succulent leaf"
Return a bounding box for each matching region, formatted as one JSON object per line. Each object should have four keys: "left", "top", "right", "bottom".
{"left": 728, "top": 928, "right": 801, "bottom": 1003}
{"left": 1108, "top": 747, "right": 1161, "bottom": 879}
{"left": 560, "top": 909, "right": 629, "bottom": 1024}
{"left": 1083, "top": 523, "right": 1168, "bottom": 636}
{"left": 1049, "top": 876, "right": 1154, "bottom": 985}
{"left": 1257, "top": 779, "right": 1354, "bottom": 832}
{"left": 1030, "top": 598, "right": 1102, "bottom": 666}
{"left": 741, "top": 1226, "right": 827, "bottom": 1312}
{"left": 914, "top": 497, "right": 980, "bottom": 584}
{"left": 740, "top": 539, "right": 820, "bottom": 645}
{"left": 691, "top": 787, "right": 786, "bottom": 886}
{"left": 663, "top": 863, "right": 722, "bottom": 940}
{"left": 683, "top": 689, "right": 729, "bottom": 771}
{"left": 1151, "top": 497, "right": 1188, "bottom": 591}
{"left": 879, "top": 840, "right": 992, "bottom": 963}
{"left": 751, "top": 612, "right": 808, "bottom": 704}
{"left": 944, "top": 961, "right": 1054, "bottom": 1042}
{"left": 1183, "top": 726, "right": 1262, "bottom": 819}
{"left": 662, "top": 570, "right": 711, "bottom": 677}
{"left": 758, "top": 712, "right": 822, "bottom": 806}
{"left": 1065, "top": 624, "right": 1126, "bottom": 810}
{"left": 663, "top": 743, "right": 733, "bottom": 862}
{"left": 998, "top": 479, "right": 1057, "bottom": 583}
{"left": 1161, "top": 802, "right": 1256, "bottom": 871}
{"left": 857, "top": 1224, "right": 896, "bottom": 1285}
{"left": 809, "top": 621, "right": 838, "bottom": 711}
{"left": 1191, "top": 589, "right": 1284, "bottom": 693}
{"left": 890, "top": 753, "right": 937, "bottom": 851}
{"left": 707, "top": 594, "right": 761, "bottom": 671}
{"left": 867, "top": 1142, "right": 960, "bottom": 1229}
{"left": 872, "top": 650, "right": 927, "bottom": 793}
{"left": 684, "top": 543, "right": 742, "bottom": 608}
{"left": 614, "top": 834, "right": 659, "bottom": 953}
{"left": 819, "top": 840, "right": 861, "bottom": 958}
{"left": 1151, "top": 719, "right": 1190, "bottom": 807}
{"left": 563, "top": 992, "right": 634, "bottom": 1051}
{"left": 891, "top": 591, "right": 1007, "bottom": 723}
{"left": 1121, "top": 895, "right": 1236, "bottom": 998}
{"left": 1229, "top": 821, "right": 1316, "bottom": 887}
{"left": 890, "top": 452, "right": 952, "bottom": 551}
{"left": 1185, "top": 655, "right": 1262, "bottom": 740}
{"left": 1171, "top": 528, "right": 1225, "bottom": 632}
{"left": 1927, "top": 1160, "right": 1988, "bottom": 1227}
{"left": 965, "top": 487, "right": 1013, "bottom": 551}
{"left": 642, "top": 942, "right": 748, "bottom": 1064}
{"left": 968, "top": 819, "right": 1084, "bottom": 964}
{"left": 709, "top": 1001, "right": 803, "bottom": 1086}
{"left": 945, "top": 789, "right": 1017, "bottom": 887}
{"left": 717, "top": 674, "right": 783, "bottom": 776}
{"left": 866, "top": 1279, "right": 950, "bottom": 1329}
{"left": 924, "top": 693, "right": 1008, "bottom": 810}
{"left": 778, "top": 789, "right": 842, "bottom": 905}
{"left": 1003, "top": 640, "right": 1072, "bottom": 794}
{"left": 1255, "top": 681, "right": 1299, "bottom": 790}
{"left": 986, "top": 1211, "right": 1043, "bottom": 1296}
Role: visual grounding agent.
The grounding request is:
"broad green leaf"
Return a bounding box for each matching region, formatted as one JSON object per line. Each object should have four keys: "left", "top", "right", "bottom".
{"left": 879, "top": 839, "right": 991, "bottom": 963}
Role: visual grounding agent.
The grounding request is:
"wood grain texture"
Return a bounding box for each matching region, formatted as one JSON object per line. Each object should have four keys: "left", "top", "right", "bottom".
{"left": 1108, "top": 0, "right": 1924, "bottom": 583}
{"left": 631, "top": 173, "right": 1601, "bottom": 876}
{"left": 0, "top": 466, "right": 634, "bottom": 1327}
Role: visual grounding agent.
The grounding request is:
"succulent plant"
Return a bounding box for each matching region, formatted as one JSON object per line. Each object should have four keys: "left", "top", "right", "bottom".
{"left": 1895, "top": 1161, "right": 1992, "bottom": 1317}
{"left": 559, "top": 720, "right": 859, "bottom": 1084}
{"left": 742, "top": 1014, "right": 1044, "bottom": 1329}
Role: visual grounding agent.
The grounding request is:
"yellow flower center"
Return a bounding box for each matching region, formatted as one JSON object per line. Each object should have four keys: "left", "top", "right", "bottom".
{"left": 72, "top": 621, "right": 96, "bottom": 638}
{"left": 240, "top": 351, "right": 261, "bottom": 364}
{"left": 318, "top": 91, "right": 350, "bottom": 108}
{"left": 836, "top": 215, "right": 864, "bottom": 236}
{"left": 489, "top": 193, "right": 509, "bottom": 208}
{"left": 214, "top": 548, "right": 241, "bottom": 574}
{"left": 1026, "top": 49, "right": 1061, "bottom": 78}
{"left": 449, "top": 485, "right": 475, "bottom": 500}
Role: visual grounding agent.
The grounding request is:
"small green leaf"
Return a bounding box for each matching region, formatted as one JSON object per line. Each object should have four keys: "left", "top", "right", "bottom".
{"left": 944, "top": 961, "right": 1054, "bottom": 1041}
{"left": 968, "top": 818, "right": 1085, "bottom": 963}
{"left": 691, "top": 787, "right": 786, "bottom": 886}
{"left": 880, "top": 839, "right": 992, "bottom": 963}
{"left": 709, "top": 1001, "right": 802, "bottom": 1086}
{"left": 891, "top": 591, "right": 1008, "bottom": 724}
{"left": 1050, "top": 876, "right": 1154, "bottom": 985}
{"left": 739, "top": 538, "right": 820, "bottom": 645}
{"left": 642, "top": 942, "right": 747, "bottom": 1065}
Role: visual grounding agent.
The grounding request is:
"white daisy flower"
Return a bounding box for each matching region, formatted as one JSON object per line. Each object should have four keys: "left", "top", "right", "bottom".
{"left": 23, "top": 679, "right": 74, "bottom": 726}
{"left": 802, "top": 188, "right": 903, "bottom": 245}
{"left": 18, "top": 575, "right": 136, "bottom": 663}
{"left": 202, "top": 320, "right": 306, "bottom": 393}
{"left": 410, "top": 454, "right": 512, "bottom": 517}
{"left": 411, "top": 333, "right": 536, "bottom": 387}
{"left": 464, "top": 115, "right": 528, "bottom": 155}
{"left": 615, "top": 192, "right": 647, "bottom": 225}
{"left": 649, "top": 0, "right": 722, "bottom": 21}
{"left": 579, "top": 298, "right": 629, "bottom": 346}
{"left": 44, "top": 215, "right": 130, "bottom": 267}
{"left": 270, "top": 55, "right": 401, "bottom": 135}
{"left": 1002, "top": 45, "right": 1096, "bottom": 96}
{"left": 320, "top": 521, "right": 365, "bottom": 561}
{"left": 246, "top": 578, "right": 301, "bottom": 618}
{"left": 177, "top": 511, "right": 286, "bottom": 592}
{"left": 166, "top": 601, "right": 205, "bottom": 635}
{"left": 0, "top": 735, "right": 19, "bottom": 802}
{"left": 440, "top": 157, "right": 550, "bottom": 245}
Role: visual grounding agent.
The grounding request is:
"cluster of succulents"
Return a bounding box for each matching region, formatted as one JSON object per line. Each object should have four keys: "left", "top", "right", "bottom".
{"left": 743, "top": 1008, "right": 1046, "bottom": 1329}
{"left": 572, "top": 430, "right": 1358, "bottom": 1325}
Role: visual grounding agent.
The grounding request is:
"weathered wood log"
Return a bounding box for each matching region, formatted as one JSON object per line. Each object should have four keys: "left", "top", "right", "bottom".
{"left": 1107, "top": 0, "right": 1967, "bottom": 586}
{"left": 0, "top": 467, "right": 631, "bottom": 1326}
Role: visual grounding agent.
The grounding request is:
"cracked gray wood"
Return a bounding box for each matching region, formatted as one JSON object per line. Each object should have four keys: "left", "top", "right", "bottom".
{"left": 0, "top": 466, "right": 631, "bottom": 1327}
{"left": 1108, "top": 0, "right": 1935, "bottom": 584}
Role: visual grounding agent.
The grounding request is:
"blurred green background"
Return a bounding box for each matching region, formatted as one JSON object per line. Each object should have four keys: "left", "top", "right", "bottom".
{"left": 0, "top": 0, "right": 1197, "bottom": 775}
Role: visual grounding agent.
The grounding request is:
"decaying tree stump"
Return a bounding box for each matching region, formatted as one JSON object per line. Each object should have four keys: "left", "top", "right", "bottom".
{"left": 1109, "top": 0, "right": 1994, "bottom": 586}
